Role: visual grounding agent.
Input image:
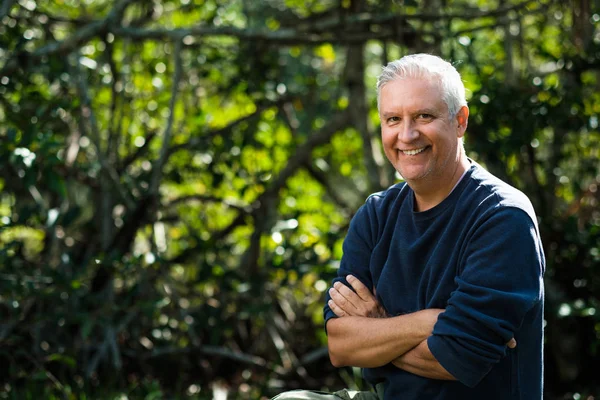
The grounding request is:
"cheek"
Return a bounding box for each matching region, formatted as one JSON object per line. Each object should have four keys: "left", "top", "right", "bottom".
{"left": 381, "top": 128, "right": 395, "bottom": 147}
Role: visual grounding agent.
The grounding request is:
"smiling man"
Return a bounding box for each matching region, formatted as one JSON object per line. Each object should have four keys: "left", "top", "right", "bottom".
{"left": 273, "top": 54, "right": 545, "bottom": 400}
{"left": 378, "top": 75, "right": 469, "bottom": 211}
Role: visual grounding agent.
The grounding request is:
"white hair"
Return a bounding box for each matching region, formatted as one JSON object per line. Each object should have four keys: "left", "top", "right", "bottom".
{"left": 377, "top": 54, "right": 467, "bottom": 118}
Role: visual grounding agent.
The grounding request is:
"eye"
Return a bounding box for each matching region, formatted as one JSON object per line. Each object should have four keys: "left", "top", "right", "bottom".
{"left": 387, "top": 116, "right": 400, "bottom": 124}
{"left": 417, "top": 113, "right": 433, "bottom": 120}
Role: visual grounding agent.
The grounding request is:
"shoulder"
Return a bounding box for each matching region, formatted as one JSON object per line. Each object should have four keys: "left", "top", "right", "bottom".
{"left": 467, "top": 162, "right": 538, "bottom": 227}
{"left": 366, "top": 181, "right": 409, "bottom": 205}
{"left": 362, "top": 181, "right": 411, "bottom": 216}
{"left": 351, "top": 181, "right": 411, "bottom": 229}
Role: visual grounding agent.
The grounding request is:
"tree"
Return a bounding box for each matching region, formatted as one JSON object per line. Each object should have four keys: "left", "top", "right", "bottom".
{"left": 1, "top": 0, "right": 599, "bottom": 398}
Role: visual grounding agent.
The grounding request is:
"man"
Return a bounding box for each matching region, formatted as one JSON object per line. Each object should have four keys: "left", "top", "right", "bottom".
{"left": 274, "top": 54, "right": 544, "bottom": 399}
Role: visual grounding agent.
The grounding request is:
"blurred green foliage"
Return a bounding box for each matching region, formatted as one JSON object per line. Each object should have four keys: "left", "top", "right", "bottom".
{"left": 1, "top": 0, "right": 599, "bottom": 399}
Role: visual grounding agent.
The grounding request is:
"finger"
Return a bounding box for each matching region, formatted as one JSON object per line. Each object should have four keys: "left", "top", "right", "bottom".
{"left": 507, "top": 338, "right": 517, "bottom": 349}
{"left": 329, "top": 286, "right": 355, "bottom": 313}
{"left": 346, "top": 275, "right": 374, "bottom": 301}
{"left": 333, "top": 281, "right": 361, "bottom": 308}
{"left": 328, "top": 299, "right": 346, "bottom": 317}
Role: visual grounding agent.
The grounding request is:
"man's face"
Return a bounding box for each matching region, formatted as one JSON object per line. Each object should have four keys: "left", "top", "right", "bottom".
{"left": 379, "top": 77, "right": 467, "bottom": 186}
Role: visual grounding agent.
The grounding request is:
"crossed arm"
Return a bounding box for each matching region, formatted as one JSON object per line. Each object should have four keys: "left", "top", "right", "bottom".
{"left": 326, "top": 275, "right": 454, "bottom": 379}
{"left": 326, "top": 275, "right": 516, "bottom": 380}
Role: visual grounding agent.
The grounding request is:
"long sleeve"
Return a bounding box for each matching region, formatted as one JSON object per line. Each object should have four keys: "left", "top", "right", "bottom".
{"left": 323, "top": 197, "right": 380, "bottom": 324}
{"left": 427, "top": 207, "right": 545, "bottom": 388}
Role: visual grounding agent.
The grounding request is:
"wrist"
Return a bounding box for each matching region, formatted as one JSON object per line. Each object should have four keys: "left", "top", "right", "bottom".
{"left": 414, "top": 308, "right": 443, "bottom": 338}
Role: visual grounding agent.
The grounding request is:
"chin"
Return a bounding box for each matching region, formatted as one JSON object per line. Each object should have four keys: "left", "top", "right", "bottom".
{"left": 400, "top": 169, "right": 433, "bottom": 182}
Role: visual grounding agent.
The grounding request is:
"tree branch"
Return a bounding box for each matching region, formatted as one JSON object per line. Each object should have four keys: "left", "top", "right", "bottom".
{"left": 167, "top": 97, "right": 289, "bottom": 156}
{"left": 149, "top": 39, "right": 183, "bottom": 196}
{"left": 118, "top": 130, "right": 157, "bottom": 173}
{"left": 105, "top": 33, "right": 124, "bottom": 168}
{"left": 165, "top": 194, "right": 252, "bottom": 214}
{"left": 390, "top": 0, "right": 538, "bottom": 22}
{"left": 112, "top": 24, "right": 419, "bottom": 45}
{"left": 69, "top": 52, "right": 135, "bottom": 211}
{"left": 146, "top": 344, "right": 276, "bottom": 370}
{"left": 167, "top": 109, "right": 351, "bottom": 265}
{"left": 344, "top": 39, "right": 383, "bottom": 193}
{"left": 108, "top": 1, "right": 541, "bottom": 45}
{"left": 302, "top": 161, "right": 353, "bottom": 211}
{"left": 0, "top": 0, "right": 540, "bottom": 80}
{"left": 0, "top": 0, "right": 135, "bottom": 77}
{"left": 266, "top": 109, "right": 351, "bottom": 194}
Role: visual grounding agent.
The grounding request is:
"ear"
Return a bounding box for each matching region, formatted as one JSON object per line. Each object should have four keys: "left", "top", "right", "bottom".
{"left": 455, "top": 106, "right": 469, "bottom": 138}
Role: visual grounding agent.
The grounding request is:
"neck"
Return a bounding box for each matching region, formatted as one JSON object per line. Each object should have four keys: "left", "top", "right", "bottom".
{"left": 412, "top": 152, "right": 469, "bottom": 212}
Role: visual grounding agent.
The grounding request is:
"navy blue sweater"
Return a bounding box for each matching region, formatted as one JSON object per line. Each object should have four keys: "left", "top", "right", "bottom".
{"left": 324, "top": 162, "right": 545, "bottom": 399}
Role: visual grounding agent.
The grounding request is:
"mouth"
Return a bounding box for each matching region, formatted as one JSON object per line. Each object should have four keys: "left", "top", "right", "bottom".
{"left": 401, "top": 147, "right": 427, "bottom": 156}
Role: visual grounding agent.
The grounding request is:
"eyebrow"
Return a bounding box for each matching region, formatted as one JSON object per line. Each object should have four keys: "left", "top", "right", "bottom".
{"left": 380, "top": 108, "right": 438, "bottom": 118}
{"left": 414, "top": 108, "right": 438, "bottom": 115}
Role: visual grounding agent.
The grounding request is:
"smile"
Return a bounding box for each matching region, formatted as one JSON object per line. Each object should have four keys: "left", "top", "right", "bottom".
{"left": 402, "top": 147, "right": 426, "bottom": 156}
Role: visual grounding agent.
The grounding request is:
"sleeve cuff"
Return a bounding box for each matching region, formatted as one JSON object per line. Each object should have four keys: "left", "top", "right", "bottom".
{"left": 323, "top": 306, "right": 338, "bottom": 334}
{"left": 427, "top": 335, "right": 493, "bottom": 388}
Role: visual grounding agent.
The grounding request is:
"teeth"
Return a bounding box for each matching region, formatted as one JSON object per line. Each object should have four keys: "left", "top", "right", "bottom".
{"left": 402, "top": 147, "right": 426, "bottom": 156}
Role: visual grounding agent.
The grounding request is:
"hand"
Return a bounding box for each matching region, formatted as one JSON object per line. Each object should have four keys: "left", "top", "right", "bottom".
{"left": 328, "top": 275, "right": 388, "bottom": 318}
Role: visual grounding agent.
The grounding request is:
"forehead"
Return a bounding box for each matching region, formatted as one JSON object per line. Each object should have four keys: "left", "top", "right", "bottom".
{"left": 379, "top": 78, "right": 447, "bottom": 114}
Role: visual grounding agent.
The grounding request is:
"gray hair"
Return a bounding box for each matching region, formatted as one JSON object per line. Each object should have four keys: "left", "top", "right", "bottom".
{"left": 376, "top": 54, "right": 467, "bottom": 117}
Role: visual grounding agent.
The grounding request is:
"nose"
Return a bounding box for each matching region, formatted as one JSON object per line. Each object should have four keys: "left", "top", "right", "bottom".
{"left": 397, "top": 119, "right": 419, "bottom": 143}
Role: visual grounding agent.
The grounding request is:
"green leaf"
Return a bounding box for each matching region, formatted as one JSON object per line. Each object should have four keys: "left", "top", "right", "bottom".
{"left": 46, "top": 354, "right": 76, "bottom": 369}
